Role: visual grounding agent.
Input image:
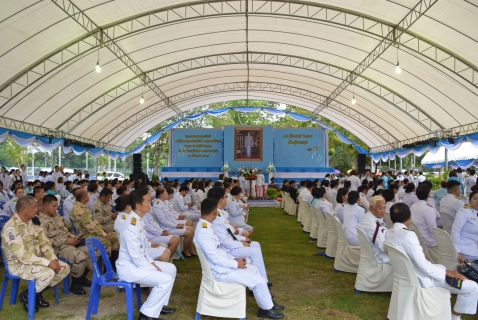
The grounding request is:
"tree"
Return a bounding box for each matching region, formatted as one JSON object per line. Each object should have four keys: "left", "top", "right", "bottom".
{"left": 5, "top": 138, "right": 32, "bottom": 167}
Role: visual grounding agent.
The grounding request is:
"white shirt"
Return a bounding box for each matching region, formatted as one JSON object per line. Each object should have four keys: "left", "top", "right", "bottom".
{"left": 172, "top": 193, "right": 189, "bottom": 214}
{"left": 347, "top": 175, "right": 361, "bottom": 191}
{"left": 358, "top": 211, "right": 389, "bottom": 263}
{"left": 255, "top": 174, "right": 265, "bottom": 186}
{"left": 366, "top": 189, "right": 374, "bottom": 201}
{"left": 385, "top": 222, "right": 446, "bottom": 289}
{"left": 440, "top": 193, "right": 464, "bottom": 219}
{"left": 410, "top": 200, "right": 439, "bottom": 247}
{"left": 417, "top": 175, "right": 426, "bottom": 183}
{"left": 4, "top": 197, "right": 17, "bottom": 216}
{"left": 465, "top": 175, "right": 477, "bottom": 194}
{"left": 451, "top": 206, "right": 478, "bottom": 260}
{"left": 359, "top": 193, "right": 369, "bottom": 212}
{"left": 334, "top": 203, "right": 345, "bottom": 225}
{"left": 402, "top": 193, "right": 418, "bottom": 208}
{"left": 0, "top": 190, "right": 10, "bottom": 203}
{"left": 343, "top": 203, "right": 365, "bottom": 245}
{"left": 62, "top": 195, "right": 76, "bottom": 222}
{"left": 313, "top": 198, "right": 334, "bottom": 218}
{"left": 326, "top": 188, "right": 337, "bottom": 203}
{"left": 299, "top": 188, "right": 313, "bottom": 204}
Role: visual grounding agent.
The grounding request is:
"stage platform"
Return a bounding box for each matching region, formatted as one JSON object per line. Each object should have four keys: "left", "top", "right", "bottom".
{"left": 247, "top": 200, "right": 280, "bottom": 208}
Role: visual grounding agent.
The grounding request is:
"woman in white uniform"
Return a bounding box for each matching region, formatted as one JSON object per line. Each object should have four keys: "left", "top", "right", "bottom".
{"left": 452, "top": 190, "right": 478, "bottom": 263}
{"left": 196, "top": 181, "right": 207, "bottom": 204}
{"left": 227, "top": 186, "right": 253, "bottom": 234}
{"left": 333, "top": 188, "right": 349, "bottom": 225}
{"left": 402, "top": 183, "right": 418, "bottom": 208}
{"left": 358, "top": 185, "right": 370, "bottom": 212}
{"left": 312, "top": 187, "right": 334, "bottom": 218}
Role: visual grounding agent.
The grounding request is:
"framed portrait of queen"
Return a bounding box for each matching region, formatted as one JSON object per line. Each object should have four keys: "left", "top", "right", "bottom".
{"left": 234, "top": 127, "right": 263, "bottom": 161}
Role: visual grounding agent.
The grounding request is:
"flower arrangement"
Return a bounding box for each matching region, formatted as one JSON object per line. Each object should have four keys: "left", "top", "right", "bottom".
{"left": 221, "top": 161, "right": 231, "bottom": 173}
{"left": 266, "top": 162, "right": 276, "bottom": 173}
{"left": 240, "top": 166, "right": 258, "bottom": 176}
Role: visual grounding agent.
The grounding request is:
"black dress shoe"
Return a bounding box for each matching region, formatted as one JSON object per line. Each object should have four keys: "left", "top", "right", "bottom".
{"left": 160, "top": 307, "right": 175, "bottom": 315}
{"left": 257, "top": 308, "right": 284, "bottom": 319}
{"left": 137, "top": 311, "right": 164, "bottom": 320}
{"left": 70, "top": 282, "right": 86, "bottom": 295}
{"left": 272, "top": 300, "right": 285, "bottom": 310}
{"left": 79, "top": 276, "right": 92, "bottom": 287}
{"left": 19, "top": 290, "right": 39, "bottom": 313}
{"left": 36, "top": 292, "right": 50, "bottom": 308}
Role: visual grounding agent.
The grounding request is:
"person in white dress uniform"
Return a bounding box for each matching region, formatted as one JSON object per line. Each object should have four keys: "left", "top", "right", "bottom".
{"left": 343, "top": 191, "right": 365, "bottom": 246}
{"left": 0, "top": 181, "right": 10, "bottom": 203}
{"left": 4, "top": 187, "right": 24, "bottom": 217}
{"left": 172, "top": 186, "right": 200, "bottom": 221}
{"left": 227, "top": 186, "right": 253, "bottom": 233}
{"left": 358, "top": 185, "right": 369, "bottom": 212}
{"left": 357, "top": 196, "right": 389, "bottom": 264}
{"left": 452, "top": 190, "right": 478, "bottom": 263}
{"left": 116, "top": 189, "right": 177, "bottom": 320}
{"left": 386, "top": 203, "right": 478, "bottom": 320}
{"left": 465, "top": 169, "right": 476, "bottom": 198}
{"left": 402, "top": 183, "right": 418, "bottom": 208}
{"left": 298, "top": 181, "right": 314, "bottom": 204}
{"left": 410, "top": 185, "right": 441, "bottom": 255}
{"left": 311, "top": 187, "right": 334, "bottom": 220}
{"left": 114, "top": 195, "right": 170, "bottom": 262}
{"left": 194, "top": 198, "right": 284, "bottom": 319}
{"left": 255, "top": 170, "right": 265, "bottom": 198}
{"left": 334, "top": 188, "right": 349, "bottom": 225}
{"left": 440, "top": 180, "right": 465, "bottom": 220}
{"left": 207, "top": 187, "right": 270, "bottom": 284}
{"left": 346, "top": 169, "right": 361, "bottom": 191}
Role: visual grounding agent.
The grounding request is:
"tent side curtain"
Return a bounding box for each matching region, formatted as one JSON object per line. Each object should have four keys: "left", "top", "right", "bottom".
{"left": 371, "top": 133, "right": 478, "bottom": 163}
{"left": 128, "top": 106, "right": 370, "bottom": 155}
{"left": 0, "top": 128, "right": 126, "bottom": 161}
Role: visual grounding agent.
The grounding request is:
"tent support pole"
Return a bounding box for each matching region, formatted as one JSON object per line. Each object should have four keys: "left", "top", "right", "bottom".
{"left": 445, "top": 148, "right": 448, "bottom": 171}
{"left": 400, "top": 157, "right": 402, "bottom": 172}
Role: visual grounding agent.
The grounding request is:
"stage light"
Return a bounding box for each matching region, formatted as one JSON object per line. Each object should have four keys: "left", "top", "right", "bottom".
{"left": 140, "top": 95, "right": 144, "bottom": 104}
{"left": 95, "top": 61, "right": 101, "bottom": 73}
{"left": 395, "top": 62, "right": 401, "bottom": 74}
{"left": 351, "top": 96, "right": 356, "bottom": 105}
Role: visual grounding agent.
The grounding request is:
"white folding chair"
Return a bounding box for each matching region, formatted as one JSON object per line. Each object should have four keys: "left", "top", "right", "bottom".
{"left": 384, "top": 243, "right": 451, "bottom": 320}
{"left": 297, "top": 196, "right": 305, "bottom": 225}
{"left": 324, "top": 212, "right": 338, "bottom": 258}
{"left": 409, "top": 221, "right": 439, "bottom": 264}
{"left": 439, "top": 211, "right": 454, "bottom": 235}
{"left": 301, "top": 197, "right": 312, "bottom": 233}
{"left": 309, "top": 204, "right": 319, "bottom": 240}
{"left": 432, "top": 227, "right": 458, "bottom": 271}
{"left": 194, "top": 244, "right": 246, "bottom": 320}
{"left": 333, "top": 218, "right": 360, "bottom": 273}
{"left": 354, "top": 228, "right": 393, "bottom": 293}
{"left": 315, "top": 207, "right": 328, "bottom": 250}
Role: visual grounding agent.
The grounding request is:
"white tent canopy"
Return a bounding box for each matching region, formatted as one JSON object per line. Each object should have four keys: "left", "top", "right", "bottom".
{"left": 422, "top": 142, "right": 478, "bottom": 165}
{"left": 1, "top": 0, "right": 477, "bottom": 153}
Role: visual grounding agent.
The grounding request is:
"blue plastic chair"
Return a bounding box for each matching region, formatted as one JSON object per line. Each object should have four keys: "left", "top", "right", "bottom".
{"left": 0, "top": 249, "right": 59, "bottom": 319}
{"left": 58, "top": 258, "right": 70, "bottom": 295}
{"left": 85, "top": 238, "right": 142, "bottom": 320}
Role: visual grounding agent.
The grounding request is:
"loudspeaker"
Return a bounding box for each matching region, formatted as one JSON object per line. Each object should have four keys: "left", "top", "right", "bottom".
{"left": 130, "top": 173, "right": 148, "bottom": 184}
{"left": 357, "top": 154, "right": 367, "bottom": 173}
{"left": 132, "top": 154, "right": 142, "bottom": 173}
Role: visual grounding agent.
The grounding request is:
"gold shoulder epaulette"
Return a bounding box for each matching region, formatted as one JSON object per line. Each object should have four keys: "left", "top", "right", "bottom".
{"left": 202, "top": 222, "right": 208, "bottom": 228}
{"left": 121, "top": 214, "right": 126, "bottom": 220}
{"left": 131, "top": 217, "right": 137, "bottom": 226}
{"left": 156, "top": 200, "right": 159, "bottom": 204}
{"left": 217, "top": 211, "right": 221, "bottom": 217}
{"left": 464, "top": 205, "right": 471, "bottom": 209}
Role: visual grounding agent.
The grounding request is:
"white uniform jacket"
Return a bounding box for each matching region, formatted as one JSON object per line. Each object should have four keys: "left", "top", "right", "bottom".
{"left": 172, "top": 194, "right": 189, "bottom": 214}
{"left": 313, "top": 198, "right": 334, "bottom": 219}
{"left": 410, "top": 200, "right": 439, "bottom": 247}
{"left": 4, "top": 197, "right": 17, "bottom": 216}
{"left": 343, "top": 203, "right": 365, "bottom": 245}
{"left": 440, "top": 193, "right": 465, "bottom": 219}
{"left": 385, "top": 222, "right": 446, "bottom": 288}
{"left": 358, "top": 212, "right": 389, "bottom": 263}
{"left": 225, "top": 197, "right": 246, "bottom": 227}
{"left": 451, "top": 206, "right": 478, "bottom": 260}
{"left": 116, "top": 211, "right": 157, "bottom": 282}
{"left": 194, "top": 218, "right": 238, "bottom": 276}
{"left": 152, "top": 200, "right": 180, "bottom": 230}
{"left": 212, "top": 208, "right": 244, "bottom": 253}
{"left": 62, "top": 195, "right": 75, "bottom": 222}
{"left": 299, "top": 188, "right": 313, "bottom": 204}
{"left": 334, "top": 203, "right": 345, "bottom": 225}
{"left": 402, "top": 193, "right": 418, "bottom": 208}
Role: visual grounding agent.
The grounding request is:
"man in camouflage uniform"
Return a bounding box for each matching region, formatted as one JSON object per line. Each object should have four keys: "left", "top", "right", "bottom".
{"left": 1, "top": 196, "right": 70, "bottom": 313}
{"left": 69, "top": 189, "right": 119, "bottom": 269}
{"left": 39, "top": 194, "right": 93, "bottom": 295}
{"left": 92, "top": 188, "right": 117, "bottom": 232}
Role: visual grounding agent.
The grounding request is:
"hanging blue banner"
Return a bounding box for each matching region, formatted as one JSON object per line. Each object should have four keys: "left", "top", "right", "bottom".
{"left": 171, "top": 129, "right": 223, "bottom": 167}
{"left": 274, "top": 128, "right": 326, "bottom": 167}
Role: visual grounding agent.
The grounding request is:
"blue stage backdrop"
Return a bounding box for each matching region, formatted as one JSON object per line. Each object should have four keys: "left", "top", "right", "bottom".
{"left": 223, "top": 126, "right": 274, "bottom": 173}
{"left": 171, "top": 128, "right": 223, "bottom": 167}
{"left": 274, "top": 128, "right": 326, "bottom": 167}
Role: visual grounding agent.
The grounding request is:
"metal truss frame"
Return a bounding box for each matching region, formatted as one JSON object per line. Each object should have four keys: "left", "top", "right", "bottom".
{"left": 370, "top": 121, "right": 478, "bottom": 154}
{"left": 50, "top": 0, "right": 181, "bottom": 118}
{"left": 104, "top": 81, "right": 396, "bottom": 147}
{"left": 1, "top": 0, "right": 476, "bottom": 111}
{"left": 66, "top": 52, "right": 436, "bottom": 141}
{"left": 312, "top": 0, "right": 439, "bottom": 115}
{"left": 0, "top": 116, "right": 125, "bottom": 152}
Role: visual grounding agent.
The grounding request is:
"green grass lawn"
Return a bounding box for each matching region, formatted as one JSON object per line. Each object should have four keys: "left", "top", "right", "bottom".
{"left": 0, "top": 207, "right": 471, "bottom": 319}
